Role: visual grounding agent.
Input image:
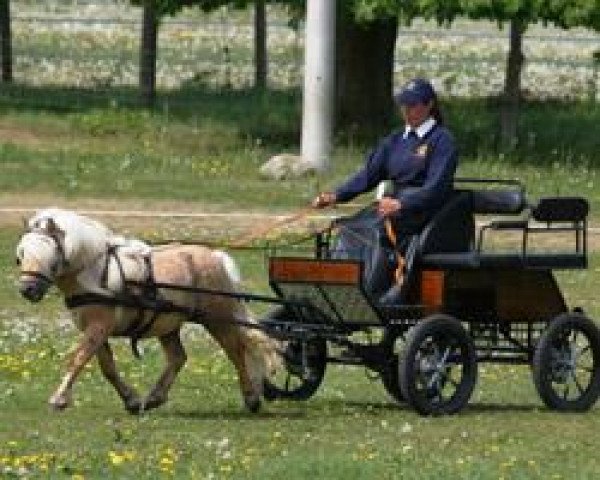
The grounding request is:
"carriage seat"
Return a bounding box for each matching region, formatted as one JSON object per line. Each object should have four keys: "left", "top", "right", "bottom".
{"left": 418, "top": 195, "right": 588, "bottom": 271}
{"left": 420, "top": 251, "right": 587, "bottom": 270}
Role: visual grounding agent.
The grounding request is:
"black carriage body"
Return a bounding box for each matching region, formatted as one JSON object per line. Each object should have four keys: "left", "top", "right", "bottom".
{"left": 263, "top": 179, "right": 599, "bottom": 413}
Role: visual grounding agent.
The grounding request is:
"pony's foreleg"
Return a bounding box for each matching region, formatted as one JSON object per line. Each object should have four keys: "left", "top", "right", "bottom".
{"left": 96, "top": 341, "right": 142, "bottom": 414}
{"left": 142, "top": 329, "right": 187, "bottom": 412}
{"left": 49, "top": 318, "right": 112, "bottom": 410}
{"left": 207, "top": 325, "right": 262, "bottom": 413}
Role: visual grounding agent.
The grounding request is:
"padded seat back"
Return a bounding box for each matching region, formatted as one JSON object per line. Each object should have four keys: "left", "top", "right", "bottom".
{"left": 532, "top": 197, "right": 589, "bottom": 222}
{"left": 419, "top": 191, "right": 475, "bottom": 255}
{"left": 471, "top": 189, "right": 526, "bottom": 215}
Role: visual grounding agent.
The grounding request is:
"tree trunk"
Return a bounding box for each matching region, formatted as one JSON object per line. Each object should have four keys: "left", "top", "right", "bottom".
{"left": 500, "top": 18, "right": 525, "bottom": 150}
{"left": 254, "top": 0, "right": 267, "bottom": 89}
{"left": 0, "top": 0, "right": 12, "bottom": 82}
{"left": 139, "top": 2, "right": 158, "bottom": 107}
{"left": 335, "top": 9, "right": 398, "bottom": 134}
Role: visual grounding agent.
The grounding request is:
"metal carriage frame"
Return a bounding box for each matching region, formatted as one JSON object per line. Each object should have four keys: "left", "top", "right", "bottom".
{"left": 259, "top": 178, "right": 600, "bottom": 415}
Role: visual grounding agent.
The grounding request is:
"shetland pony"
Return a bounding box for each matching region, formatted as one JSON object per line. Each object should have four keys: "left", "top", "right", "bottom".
{"left": 16, "top": 208, "right": 279, "bottom": 414}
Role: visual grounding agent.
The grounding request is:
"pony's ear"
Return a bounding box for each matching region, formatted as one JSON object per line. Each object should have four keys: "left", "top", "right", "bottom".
{"left": 45, "top": 218, "right": 65, "bottom": 238}
{"left": 22, "top": 216, "right": 29, "bottom": 231}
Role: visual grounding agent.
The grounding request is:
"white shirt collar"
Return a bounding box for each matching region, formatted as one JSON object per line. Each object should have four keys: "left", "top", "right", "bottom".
{"left": 403, "top": 117, "right": 436, "bottom": 139}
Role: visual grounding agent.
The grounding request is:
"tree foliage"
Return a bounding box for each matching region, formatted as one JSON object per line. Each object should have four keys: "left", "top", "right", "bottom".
{"left": 407, "top": 0, "right": 600, "bottom": 30}
{"left": 130, "top": 0, "right": 251, "bottom": 17}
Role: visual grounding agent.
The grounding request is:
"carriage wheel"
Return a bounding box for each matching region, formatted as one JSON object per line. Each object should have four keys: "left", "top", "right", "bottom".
{"left": 399, "top": 314, "right": 477, "bottom": 415}
{"left": 380, "top": 327, "right": 406, "bottom": 403}
{"left": 263, "top": 336, "right": 327, "bottom": 401}
{"left": 533, "top": 312, "right": 600, "bottom": 411}
{"left": 261, "top": 306, "right": 327, "bottom": 401}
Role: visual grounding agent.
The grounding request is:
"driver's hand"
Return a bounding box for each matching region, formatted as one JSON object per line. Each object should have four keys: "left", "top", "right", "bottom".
{"left": 312, "top": 192, "right": 337, "bottom": 209}
{"left": 377, "top": 197, "right": 402, "bottom": 217}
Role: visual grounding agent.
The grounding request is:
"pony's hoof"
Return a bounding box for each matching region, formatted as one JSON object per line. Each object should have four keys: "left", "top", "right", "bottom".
{"left": 141, "top": 395, "right": 165, "bottom": 412}
{"left": 124, "top": 398, "right": 143, "bottom": 415}
{"left": 48, "top": 396, "right": 71, "bottom": 411}
{"left": 244, "top": 396, "right": 261, "bottom": 413}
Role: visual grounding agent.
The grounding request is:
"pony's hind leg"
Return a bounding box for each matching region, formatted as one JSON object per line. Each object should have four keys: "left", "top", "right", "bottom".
{"left": 96, "top": 341, "right": 142, "bottom": 414}
{"left": 142, "top": 329, "right": 187, "bottom": 412}
{"left": 207, "top": 325, "right": 262, "bottom": 413}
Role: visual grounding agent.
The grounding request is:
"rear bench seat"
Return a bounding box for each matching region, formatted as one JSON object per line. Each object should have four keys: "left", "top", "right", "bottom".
{"left": 418, "top": 191, "right": 589, "bottom": 271}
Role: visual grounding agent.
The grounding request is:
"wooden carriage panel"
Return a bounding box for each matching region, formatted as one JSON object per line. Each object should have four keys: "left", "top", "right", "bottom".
{"left": 441, "top": 269, "right": 567, "bottom": 322}
{"left": 269, "top": 257, "right": 383, "bottom": 325}
{"left": 269, "top": 257, "right": 362, "bottom": 285}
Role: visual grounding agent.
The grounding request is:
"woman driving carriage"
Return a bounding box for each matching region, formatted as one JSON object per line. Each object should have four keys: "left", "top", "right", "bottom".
{"left": 312, "top": 78, "right": 458, "bottom": 304}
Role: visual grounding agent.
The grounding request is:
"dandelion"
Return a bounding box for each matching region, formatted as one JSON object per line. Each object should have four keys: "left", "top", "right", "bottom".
{"left": 108, "top": 450, "right": 136, "bottom": 466}
{"left": 108, "top": 451, "right": 125, "bottom": 466}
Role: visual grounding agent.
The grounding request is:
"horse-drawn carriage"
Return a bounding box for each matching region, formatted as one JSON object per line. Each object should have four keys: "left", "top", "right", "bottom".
{"left": 259, "top": 178, "right": 600, "bottom": 415}
{"left": 16, "top": 178, "right": 600, "bottom": 416}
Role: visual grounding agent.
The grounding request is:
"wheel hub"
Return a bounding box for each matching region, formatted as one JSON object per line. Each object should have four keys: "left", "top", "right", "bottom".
{"left": 550, "top": 343, "right": 576, "bottom": 383}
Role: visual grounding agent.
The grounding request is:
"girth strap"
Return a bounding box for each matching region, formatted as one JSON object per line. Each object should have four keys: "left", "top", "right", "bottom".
{"left": 64, "top": 291, "right": 205, "bottom": 358}
{"left": 65, "top": 292, "right": 204, "bottom": 317}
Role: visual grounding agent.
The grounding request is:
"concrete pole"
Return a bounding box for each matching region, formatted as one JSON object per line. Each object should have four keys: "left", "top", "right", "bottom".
{"left": 300, "top": 0, "right": 335, "bottom": 171}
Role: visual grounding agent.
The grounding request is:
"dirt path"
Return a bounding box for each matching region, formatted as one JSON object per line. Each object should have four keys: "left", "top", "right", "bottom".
{"left": 2, "top": 193, "right": 599, "bottom": 251}
{"left": 0, "top": 193, "right": 338, "bottom": 243}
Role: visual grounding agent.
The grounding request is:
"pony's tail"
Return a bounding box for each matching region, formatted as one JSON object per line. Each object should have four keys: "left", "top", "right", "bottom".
{"left": 239, "top": 314, "right": 282, "bottom": 388}
{"left": 214, "top": 249, "right": 282, "bottom": 386}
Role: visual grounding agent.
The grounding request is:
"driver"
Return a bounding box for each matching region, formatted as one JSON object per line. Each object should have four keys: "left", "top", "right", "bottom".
{"left": 312, "top": 78, "right": 458, "bottom": 303}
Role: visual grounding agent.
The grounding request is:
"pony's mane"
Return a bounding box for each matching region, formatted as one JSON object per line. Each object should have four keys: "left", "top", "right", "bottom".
{"left": 28, "top": 207, "right": 150, "bottom": 270}
{"left": 30, "top": 208, "right": 113, "bottom": 238}
{"left": 29, "top": 208, "right": 115, "bottom": 263}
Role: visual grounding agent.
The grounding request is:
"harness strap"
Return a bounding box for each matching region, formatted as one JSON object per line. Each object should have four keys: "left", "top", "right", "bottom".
{"left": 65, "top": 292, "right": 203, "bottom": 315}
{"left": 100, "top": 246, "right": 157, "bottom": 356}
{"left": 67, "top": 248, "right": 206, "bottom": 359}
{"left": 128, "top": 254, "right": 160, "bottom": 358}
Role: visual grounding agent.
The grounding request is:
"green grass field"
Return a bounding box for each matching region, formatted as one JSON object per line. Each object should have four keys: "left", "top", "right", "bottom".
{"left": 1, "top": 223, "right": 600, "bottom": 479}
{"left": 2, "top": 86, "right": 600, "bottom": 478}
{"left": 1, "top": 85, "right": 599, "bottom": 215}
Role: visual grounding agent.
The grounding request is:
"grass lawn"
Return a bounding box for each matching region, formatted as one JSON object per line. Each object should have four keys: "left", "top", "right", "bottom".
{"left": 1, "top": 87, "right": 600, "bottom": 478}
{"left": 1, "top": 85, "right": 599, "bottom": 214}
{"left": 2, "top": 219, "right": 600, "bottom": 478}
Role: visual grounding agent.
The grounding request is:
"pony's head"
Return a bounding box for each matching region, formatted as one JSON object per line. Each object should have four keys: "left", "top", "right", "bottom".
{"left": 16, "top": 208, "right": 112, "bottom": 302}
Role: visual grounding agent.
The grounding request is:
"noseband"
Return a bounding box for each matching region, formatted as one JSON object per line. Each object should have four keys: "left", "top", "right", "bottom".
{"left": 20, "top": 227, "right": 70, "bottom": 284}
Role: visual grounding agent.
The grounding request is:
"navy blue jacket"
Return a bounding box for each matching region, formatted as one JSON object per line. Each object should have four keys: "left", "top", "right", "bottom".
{"left": 335, "top": 122, "right": 458, "bottom": 217}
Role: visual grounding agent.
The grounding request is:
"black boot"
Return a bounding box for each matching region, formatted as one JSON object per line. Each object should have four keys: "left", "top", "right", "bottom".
{"left": 378, "top": 284, "right": 404, "bottom": 306}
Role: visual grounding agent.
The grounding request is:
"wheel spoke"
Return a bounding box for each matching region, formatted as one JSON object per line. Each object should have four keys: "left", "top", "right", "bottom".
{"left": 577, "top": 345, "right": 591, "bottom": 357}
{"left": 571, "top": 371, "right": 586, "bottom": 396}
{"left": 562, "top": 383, "right": 570, "bottom": 400}
{"left": 571, "top": 329, "right": 578, "bottom": 344}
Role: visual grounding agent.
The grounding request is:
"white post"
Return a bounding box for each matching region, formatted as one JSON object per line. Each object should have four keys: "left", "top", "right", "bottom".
{"left": 300, "top": 0, "right": 335, "bottom": 171}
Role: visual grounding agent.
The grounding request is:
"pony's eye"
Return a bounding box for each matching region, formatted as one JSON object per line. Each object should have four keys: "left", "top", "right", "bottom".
{"left": 15, "top": 257, "right": 21, "bottom": 267}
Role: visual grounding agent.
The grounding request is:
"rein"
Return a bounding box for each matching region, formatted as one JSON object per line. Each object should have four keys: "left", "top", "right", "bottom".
{"left": 228, "top": 205, "right": 316, "bottom": 248}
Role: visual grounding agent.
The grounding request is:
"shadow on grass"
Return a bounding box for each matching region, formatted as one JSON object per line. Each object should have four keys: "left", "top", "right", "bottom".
{"left": 0, "top": 82, "right": 301, "bottom": 147}
{"left": 2, "top": 82, "right": 600, "bottom": 162}
{"left": 161, "top": 398, "right": 410, "bottom": 421}
{"left": 161, "top": 407, "right": 310, "bottom": 421}
{"left": 464, "top": 401, "right": 543, "bottom": 414}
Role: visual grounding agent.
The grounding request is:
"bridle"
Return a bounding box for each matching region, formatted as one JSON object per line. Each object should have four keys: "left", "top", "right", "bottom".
{"left": 18, "top": 226, "right": 70, "bottom": 285}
